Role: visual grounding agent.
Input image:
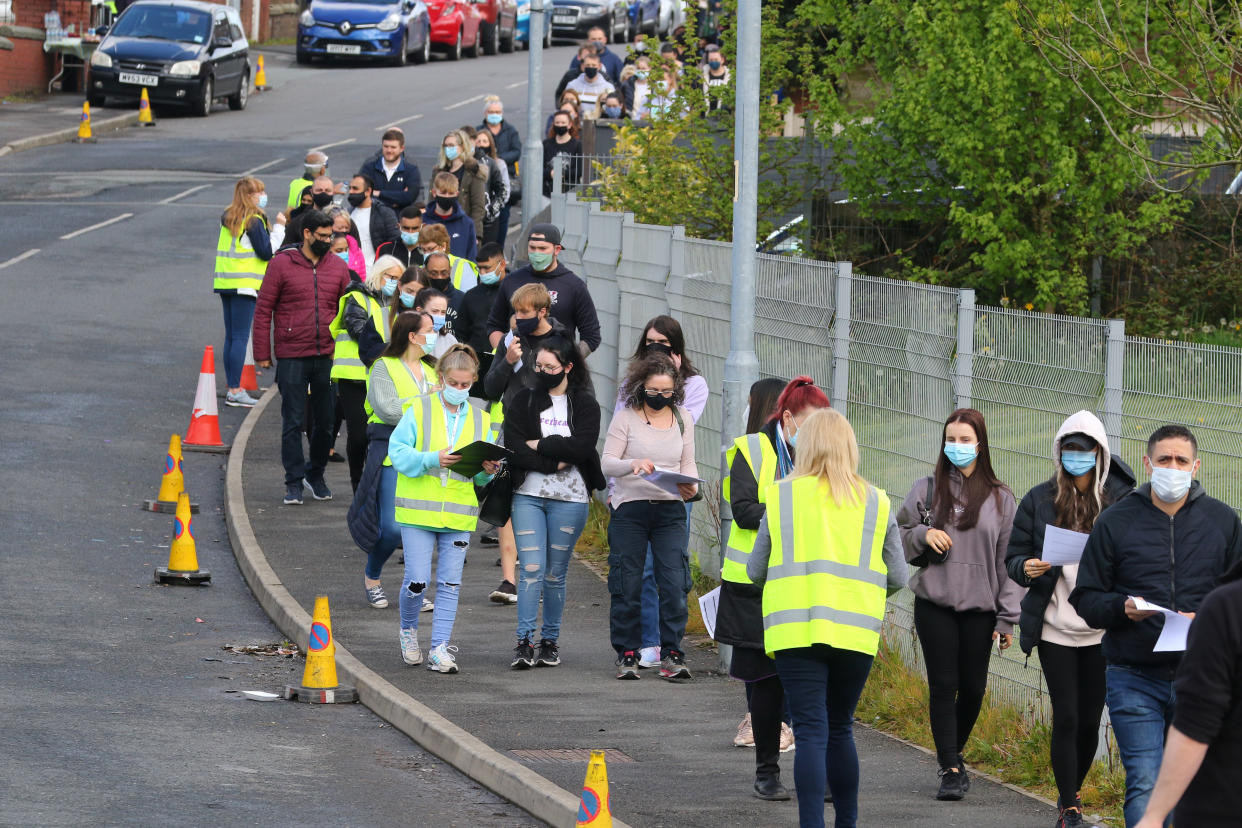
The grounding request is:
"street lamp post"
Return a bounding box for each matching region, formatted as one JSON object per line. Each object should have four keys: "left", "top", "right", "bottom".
{"left": 519, "top": 0, "right": 546, "bottom": 252}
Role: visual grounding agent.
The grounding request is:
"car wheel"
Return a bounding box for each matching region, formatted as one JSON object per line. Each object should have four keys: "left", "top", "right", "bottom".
{"left": 466, "top": 24, "right": 481, "bottom": 57}
{"left": 296, "top": 48, "right": 311, "bottom": 64}
{"left": 227, "top": 70, "right": 249, "bottom": 110}
{"left": 391, "top": 33, "right": 408, "bottom": 66}
{"left": 413, "top": 27, "right": 430, "bottom": 63}
{"left": 195, "top": 76, "right": 213, "bottom": 117}
{"left": 500, "top": 19, "right": 515, "bottom": 52}
{"left": 489, "top": 21, "right": 501, "bottom": 54}
{"left": 448, "top": 27, "right": 462, "bottom": 60}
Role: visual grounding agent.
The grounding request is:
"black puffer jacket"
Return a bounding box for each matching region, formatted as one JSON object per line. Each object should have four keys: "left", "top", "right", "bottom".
{"left": 1071, "top": 481, "right": 1242, "bottom": 678}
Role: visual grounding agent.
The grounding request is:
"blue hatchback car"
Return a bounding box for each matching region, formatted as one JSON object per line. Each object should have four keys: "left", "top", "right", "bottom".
{"left": 514, "top": 1, "right": 550, "bottom": 49}
{"left": 297, "top": 0, "right": 431, "bottom": 66}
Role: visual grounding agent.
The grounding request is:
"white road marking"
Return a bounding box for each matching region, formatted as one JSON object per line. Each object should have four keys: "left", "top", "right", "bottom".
{"left": 0, "top": 248, "right": 39, "bottom": 270}
{"left": 159, "top": 184, "right": 212, "bottom": 204}
{"left": 506, "top": 80, "right": 527, "bottom": 89}
{"left": 375, "top": 113, "right": 424, "bottom": 131}
{"left": 241, "top": 157, "right": 286, "bottom": 175}
{"left": 444, "top": 94, "right": 485, "bottom": 111}
{"left": 310, "top": 138, "right": 356, "bottom": 152}
{"left": 59, "top": 213, "right": 134, "bottom": 240}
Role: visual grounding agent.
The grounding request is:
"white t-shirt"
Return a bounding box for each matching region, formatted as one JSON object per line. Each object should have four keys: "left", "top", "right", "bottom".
{"left": 382, "top": 158, "right": 400, "bottom": 182}
{"left": 353, "top": 205, "right": 374, "bottom": 268}
{"left": 517, "top": 394, "right": 588, "bottom": 502}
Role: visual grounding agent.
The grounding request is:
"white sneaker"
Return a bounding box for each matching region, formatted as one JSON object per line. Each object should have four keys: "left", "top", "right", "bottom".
{"left": 399, "top": 627, "right": 422, "bottom": 665}
{"left": 780, "top": 721, "right": 796, "bottom": 753}
{"left": 426, "top": 642, "right": 459, "bottom": 674}
{"left": 638, "top": 646, "right": 661, "bottom": 668}
{"left": 734, "top": 712, "right": 754, "bottom": 747}
{"left": 421, "top": 597, "right": 435, "bottom": 613}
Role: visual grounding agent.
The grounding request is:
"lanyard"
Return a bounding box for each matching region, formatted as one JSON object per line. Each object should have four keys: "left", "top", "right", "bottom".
{"left": 438, "top": 395, "right": 468, "bottom": 485}
{"left": 774, "top": 423, "right": 794, "bottom": 478}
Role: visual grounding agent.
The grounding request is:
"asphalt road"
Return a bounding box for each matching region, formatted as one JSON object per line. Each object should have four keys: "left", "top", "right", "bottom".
{"left": 0, "top": 44, "right": 575, "bottom": 826}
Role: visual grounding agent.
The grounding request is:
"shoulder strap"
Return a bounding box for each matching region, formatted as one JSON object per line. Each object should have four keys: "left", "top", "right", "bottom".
{"left": 672, "top": 407, "right": 685, "bottom": 435}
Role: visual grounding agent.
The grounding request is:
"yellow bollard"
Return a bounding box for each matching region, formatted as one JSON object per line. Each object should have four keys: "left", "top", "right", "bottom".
{"left": 144, "top": 434, "right": 200, "bottom": 513}
{"left": 155, "top": 492, "right": 211, "bottom": 584}
{"left": 75, "top": 100, "right": 96, "bottom": 143}
{"left": 138, "top": 87, "right": 155, "bottom": 126}
{"left": 254, "top": 54, "right": 268, "bottom": 90}
{"left": 284, "top": 596, "right": 359, "bottom": 703}
{"left": 576, "top": 750, "right": 613, "bottom": 827}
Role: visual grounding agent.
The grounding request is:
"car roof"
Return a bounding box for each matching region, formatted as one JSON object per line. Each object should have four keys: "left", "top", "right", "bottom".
{"left": 128, "top": 0, "right": 232, "bottom": 15}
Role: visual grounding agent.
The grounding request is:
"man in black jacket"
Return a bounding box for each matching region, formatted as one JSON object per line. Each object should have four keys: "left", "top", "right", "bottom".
{"left": 457, "top": 242, "right": 506, "bottom": 357}
{"left": 1072, "top": 425, "right": 1242, "bottom": 828}
{"left": 347, "top": 174, "right": 399, "bottom": 268}
{"left": 356, "top": 128, "right": 422, "bottom": 214}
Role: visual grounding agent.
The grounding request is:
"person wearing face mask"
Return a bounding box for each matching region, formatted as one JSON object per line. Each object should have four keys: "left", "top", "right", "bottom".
{"left": 565, "top": 53, "right": 617, "bottom": 117}
{"left": 1005, "top": 412, "right": 1133, "bottom": 828}
{"left": 505, "top": 337, "right": 605, "bottom": 670}
{"left": 374, "top": 204, "right": 426, "bottom": 270}
{"left": 622, "top": 56, "right": 653, "bottom": 119}
{"left": 896, "top": 408, "right": 1022, "bottom": 802}
{"left": 413, "top": 284, "right": 460, "bottom": 359}
{"left": 414, "top": 222, "right": 478, "bottom": 294}
{"left": 1071, "top": 425, "right": 1242, "bottom": 828}
{"left": 469, "top": 128, "right": 511, "bottom": 247}
{"left": 477, "top": 95, "right": 521, "bottom": 248}
{"left": 485, "top": 223, "right": 600, "bottom": 357}
{"left": 556, "top": 45, "right": 596, "bottom": 110}
{"left": 215, "top": 176, "right": 275, "bottom": 408}
{"left": 389, "top": 344, "right": 501, "bottom": 674}
{"left": 701, "top": 45, "right": 731, "bottom": 113}
{"left": 348, "top": 310, "right": 439, "bottom": 610}
{"left": 432, "top": 130, "right": 488, "bottom": 239}
{"left": 568, "top": 27, "right": 623, "bottom": 82}
{"left": 456, "top": 242, "right": 507, "bottom": 358}
{"left": 388, "top": 267, "right": 426, "bottom": 329}
{"left": 356, "top": 128, "right": 422, "bottom": 215}
{"left": 542, "top": 112, "right": 583, "bottom": 198}
{"left": 280, "top": 176, "right": 339, "bottom": 250}
{"left": 286, "top": 150, "right": 329, "bottom": 211}
{"left": 252, "top": 210, "right": 353, "bottom": 506}
{"left": 421, "top": 171, "right": 478, "bottom": 263}
{"left": 596, "top": 91, "right": 627, "bottom": 120}
{"left": 347, "top": 174, "right": 399, "bottom": 271}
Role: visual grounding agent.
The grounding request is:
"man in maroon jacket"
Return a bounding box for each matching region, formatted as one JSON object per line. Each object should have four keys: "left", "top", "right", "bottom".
{"left": 252, "top": 210, "right": 352, "bottom": 505}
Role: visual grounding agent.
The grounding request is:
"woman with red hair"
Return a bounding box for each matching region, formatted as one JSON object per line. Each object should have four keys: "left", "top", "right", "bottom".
{"left": 716, "top": 376, "right": 830, "bottom": 800}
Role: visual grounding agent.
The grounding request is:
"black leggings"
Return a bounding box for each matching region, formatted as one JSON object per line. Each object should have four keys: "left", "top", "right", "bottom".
{"left": 1037, "top": 641, "right": 1105, "bottom": 807}
{"left": 335, "top": 379, "right": 368, "bottom": 493}
{"left": 748, "top": 674, "right": 786, "bottom": 777}
{"left": 913, "top": 596, "right": 996, "bottom": 769}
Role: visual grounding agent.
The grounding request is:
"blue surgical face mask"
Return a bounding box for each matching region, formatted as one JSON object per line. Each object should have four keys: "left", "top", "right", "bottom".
{"left": 421, "top": 332, "right": 438, "bottom": 354}
{"left": 1061, "top": 450, "right": 1097, "bottom": 477}
{"left": 399, "top": 292, "right": 416, "bottom": 308}
{"left": 636, "top": 70, "right": 648, "bottom": 80}
{"left": 431, "top": 313, "right": 446, "bottom": 332}
{"left": 486, "top": 113, "right": 503, "bottom": 125}
{"left": 382, "top": 278, "right": 398, "bottom": 297}
{"left": 336, "top": 250, "right": 350, "bottom": 264}
{"left": 603, "top": 106, "right": 622, "bottom": 118}
{"left": 442, "top": 385, "right": 470, "bottom": 406}
{"left": 787, "top": 430, "right": 797, "bottom": 448}
{"left": 944, "top": 442, "right": 978, "bottom": 469}
{"left": 257, "top": 193, "right": 268, "bottom": 209}
{"left": 528, "top": 250, "right": 554, "bottom": 271}
{"left": 478, "top": 269, "right": 500, "bottom": 285}
{"left": 1150, "top": 465, "right": 1193, "bottom": 503}
{"left": 401, "top": 231, "right": 419, "bottom": 247}
{"left": 443, "top": 145, "right": 459, "bottom": 161}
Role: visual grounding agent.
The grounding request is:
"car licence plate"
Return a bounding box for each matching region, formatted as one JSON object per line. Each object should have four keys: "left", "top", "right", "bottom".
{"left": 326, "top": 43, "right": 362, "bottom": 54}
{"left": 552, "top": 12, "right": 576, "bottom": 23}
{"left": 118, "top": 72, "right": 160, "bottom": 86}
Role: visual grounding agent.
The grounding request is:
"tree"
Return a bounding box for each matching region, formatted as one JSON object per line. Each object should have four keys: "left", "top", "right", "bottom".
{"left": 792, "top": 0, "right": 1183, "bottom": 312}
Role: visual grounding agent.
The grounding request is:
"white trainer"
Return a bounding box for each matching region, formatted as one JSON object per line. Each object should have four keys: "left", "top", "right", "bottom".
{"left": 399, "top": 627, "right": 422, "bottom": 665}
{"left": 426, "top": 642, "right": 460, "bottom": 674}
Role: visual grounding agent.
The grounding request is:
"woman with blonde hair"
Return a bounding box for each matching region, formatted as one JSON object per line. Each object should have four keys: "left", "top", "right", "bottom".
{"left": 748, "top": 408, "right": 908, "bottom": 828}
{"left": 214, "top": 175, "right": 275, "bottom": 407}
{"left": 432, "top": 129, "right": 488, "bottom": 238}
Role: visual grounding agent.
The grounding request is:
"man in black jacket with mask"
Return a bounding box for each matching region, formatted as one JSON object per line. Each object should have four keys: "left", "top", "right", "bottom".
{"left": 1072, "top": 424, "right": 1242, "bottom": 828}
{"left": 282, "top": 176, "right": 338, "bottom": 249}
{"left": 347, "top": 174, "right": 399, "bottom": 268}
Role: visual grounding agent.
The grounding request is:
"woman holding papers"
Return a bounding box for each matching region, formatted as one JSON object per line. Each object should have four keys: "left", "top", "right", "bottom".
{"left": 602, "top": 353, "right": 699, "bottom": 681}
{"left": 503, "top": 337, "right": 606, "bottom": 670}
{"left": 388, "top": 344, "right": 500, "bottom": 674}
{"left": 897, "top": 408, "right": 1022, "bottom": 802}
{"left": 1005, "top": 411, "right": 1131, "bottom": 828}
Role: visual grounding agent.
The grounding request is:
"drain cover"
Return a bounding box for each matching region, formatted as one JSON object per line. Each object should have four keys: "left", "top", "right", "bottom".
{"left": 511, "top": 749, "right": 635, "bottom": 764}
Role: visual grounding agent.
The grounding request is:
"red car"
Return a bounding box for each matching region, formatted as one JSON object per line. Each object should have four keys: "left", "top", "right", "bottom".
{"left": 427, "top": 0, "right": 483, "bottom": 60}
{"left": 474, "top": 0, "right": 518, "bottom": 55}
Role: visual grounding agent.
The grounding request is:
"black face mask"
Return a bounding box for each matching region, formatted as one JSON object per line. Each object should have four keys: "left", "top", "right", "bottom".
{"left": 536, "top": 370, "right": 565, "bottom": 391}
{"left": 435, "top": 195, "right": 457, "bottom": 212}
{"left": 515, "top": 316, "right": 540, "bottom": 336}
{"left": 427, "top": 277, "right": 451, "bottom": 292}
{"left": 553, "top": 125, "right": 570, "bottom": 136}
{"left": 583, "top": 66, "right": 599, "bottom": 79}
{"left": 644, "top": 392, "right": 672, "bottom": 411}
{"left": 346, "top": 192, "right": 366, "bottom": 208}
{"left": 646, "top": 342, "right": 673, "bottom": 357}
{"left": 311, "top": 192, "right": 333, "bottom": 208}
{"left": 309, "top": 238, "right": 332, "bottom": 258}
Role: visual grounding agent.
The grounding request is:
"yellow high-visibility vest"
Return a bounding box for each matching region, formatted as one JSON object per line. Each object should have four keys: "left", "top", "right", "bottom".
{"left": 449, "top": 254, "right": 478, "bottom": 291}
{"left": 392, "top": 394, "right": 491, "bottom": 531}
{"left": 213, "top": 213, "right": 269, "bottom": 291}
{"left": 761, "top": 477, "right": 890, "bottom": 658}
{"left": 721, "top": 432, "right": 778, "bottom": 585}
{"left": 287, "top": 177, "right": 312, "bottom": 210}
{"left": 329, "top": 291, "right": 386, "bottom": 381}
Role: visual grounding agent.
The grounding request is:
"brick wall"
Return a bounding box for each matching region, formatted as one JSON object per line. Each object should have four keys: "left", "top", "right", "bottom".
{"left": 0, "top": 30, "right": 52, "bottom": 97}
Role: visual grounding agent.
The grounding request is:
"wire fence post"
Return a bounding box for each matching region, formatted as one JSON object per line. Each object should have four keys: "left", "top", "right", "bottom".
{"left": 954, "top": 288, "right": 976, "bottom": 410}
{"left": 1104, "top": 319, "right": 1125, "bottom": 450}
{"left": 831, "top": 262, "right": 852, "bottom": 414}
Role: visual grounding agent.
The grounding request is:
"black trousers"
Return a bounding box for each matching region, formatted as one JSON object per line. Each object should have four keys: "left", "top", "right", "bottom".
{"left": 1038, "top": 640, "right": 1106, "bottom": 807}
{"left": 336, "top": 378, "right": 368, "bottom": 493}
{"left": 275, "top": 356, "right": 334, "bottom": 487}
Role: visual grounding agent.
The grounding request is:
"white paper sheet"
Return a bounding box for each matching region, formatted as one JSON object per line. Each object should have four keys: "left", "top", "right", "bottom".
{"left": 1041, "top": 525, "right": 1090, "bottom": 566}
{"left": 1130, "top": 597, "right": 1193, "bottom": 652}
{"left": 640, "top": 469, "right": 705, "bottom": 496}
{"left": 698, "top": 586, "right": 721, "bottom": 641}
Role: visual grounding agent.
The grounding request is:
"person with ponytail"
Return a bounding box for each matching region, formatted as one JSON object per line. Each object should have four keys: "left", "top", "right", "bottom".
{"left": 1006, "top": 412, "right": 1132, "bottom": 827}
{"left": 897, "top": 408, "right": 1023, "bottom": 801}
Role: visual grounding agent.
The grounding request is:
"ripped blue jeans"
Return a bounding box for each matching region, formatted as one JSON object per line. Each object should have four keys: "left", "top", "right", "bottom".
{"left": 511, "top": 493, "right": 589, "bottom": 643}
{"left": 398, "top": 525, "right": 470, "bottom": 648}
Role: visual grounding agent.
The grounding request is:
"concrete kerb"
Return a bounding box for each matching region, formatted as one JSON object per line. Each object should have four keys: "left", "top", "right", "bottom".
{"left": 224, "top": 389, "right": 625, "bottom": 828}
{"left": 0, "top": 111, "right": 142, "bottom": 157}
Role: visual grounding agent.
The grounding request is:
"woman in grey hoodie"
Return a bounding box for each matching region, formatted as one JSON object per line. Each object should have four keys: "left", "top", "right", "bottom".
{"left": 897, "top": 408, "right": 1023, "bottom": 802}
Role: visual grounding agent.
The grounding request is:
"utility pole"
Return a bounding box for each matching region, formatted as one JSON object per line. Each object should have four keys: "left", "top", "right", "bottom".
{"left": 519, "top": 0, "right": 545, "bottom": 253}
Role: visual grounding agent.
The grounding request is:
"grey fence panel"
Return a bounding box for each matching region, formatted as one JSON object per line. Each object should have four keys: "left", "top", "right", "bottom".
{"left": 616, "top": 216, "right": 680, "bottom": 387}
{"left": 561, "top": 193, "right": 591, "bottom": 256}
{"left": 582, "top": 208, "right": 626, "bottom": 414}
{"left": 754, "top": 253, "right": 838, "bottom": 392}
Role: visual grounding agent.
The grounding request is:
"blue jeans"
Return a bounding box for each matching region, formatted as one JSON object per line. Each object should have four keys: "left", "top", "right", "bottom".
{"left": 275, "top": 355, "right": 334, "bottom": 486}
{"left": 1106, "top": 665, "right": 1176, "bottom": 828}
{"left": 397, "top": 525, "right": 470, "bottom": 648}
{"left": 607, "top": 500, "right": 690, "bottom": 655}
{"left": 511, "top": 493, "right": 588, "bottom": 642}
{"left": 640, "top": 501, "right": 693, "bottom": 649}
{"left": 219, "top": 292, "right": 255, "bottom": 389}
{"left": 364, "top": 465, "right": 402, "bottom": 580}
{"left": 775, "top": 644, "right": 874, "bottom": 828}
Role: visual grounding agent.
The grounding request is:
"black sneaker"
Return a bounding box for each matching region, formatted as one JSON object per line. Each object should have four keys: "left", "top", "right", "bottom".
{"left": 489, "top": 580, "right": 517, "bottom": 604}
{"left": 936, "top": 768, "right": 964, "bottom": 801}
{"left": 535, "top": 639, "right": 560, "bottom": 667}
{"left": 659, "top": 649, "right": 692, "bottom": 681}
{"left": 304, "top": 477, "right": 333, "bottom": 501}
{"left": 480, "top": 534, "right": 499, "bottom": 546}
{"left": 616, "top": 650, "right": 640, "bottom": 679}
{"left": 957, "top": 753, "right": 970, "bottom": 793}
{"left": 511, "top": 638, "right": 534, "bottom": 669}
{"left": 283, "top": 483, "right": 303, "bottom": 505}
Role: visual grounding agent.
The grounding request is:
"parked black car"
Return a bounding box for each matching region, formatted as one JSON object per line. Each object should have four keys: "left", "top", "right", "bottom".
{"left": 88, "top": 0, "right": 250, "bottom": 117}
{"left": 548, "top": 0, "right": 630, "bottom": 42}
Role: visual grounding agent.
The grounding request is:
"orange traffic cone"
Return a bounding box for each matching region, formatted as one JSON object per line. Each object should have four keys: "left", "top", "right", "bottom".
{"left": 144, "top": 434, "right": 200, "bottom": 513}
{"left": 184, "top": 345, "right": 230, "bottom": 453}
{"left": 239, "top": 330, "right": 261, "bottom": 394}
{"left": 284, "top": 596, "right": 359, "bottom": 703}
{"left": 155, "top": 492, "right": 211, "bottom": 584}
{"left": 254, "top": 54, "right": 268, "bottom": 91}
{"left": 576, "top": 750, "right": 613, "bottom": 827}
{"left": 138, "top": 87, "right": 155, "bottom": 126}
{"left": 75, "top": 100, "right": 96, "bottom": 143}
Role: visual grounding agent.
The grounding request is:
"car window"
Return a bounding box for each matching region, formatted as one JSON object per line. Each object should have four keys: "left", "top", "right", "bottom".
{"left": 111, "top": 5, "right": 212, "bottom": 43}
{"left": 229, "top": 22, "right": 244, "bottom": 41}
{"left": 213, "top": 17, "right": 230, "bottom": 43}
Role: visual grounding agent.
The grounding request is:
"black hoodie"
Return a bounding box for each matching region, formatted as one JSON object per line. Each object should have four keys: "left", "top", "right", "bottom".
{"left": 485, "top": 261, "right": 601, "bottom": 353}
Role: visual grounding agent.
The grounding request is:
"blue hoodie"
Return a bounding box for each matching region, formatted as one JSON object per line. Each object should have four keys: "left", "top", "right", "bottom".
{"left": 422, "top": 202, "right": 478, "bottom": 262}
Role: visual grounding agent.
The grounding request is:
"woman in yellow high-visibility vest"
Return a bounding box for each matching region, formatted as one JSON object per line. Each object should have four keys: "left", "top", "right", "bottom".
{"left": 747, "top": 409, "right": 907, "bottom": 828}
{"left": 389, "top": 344, "right": 499, "bottom": 674}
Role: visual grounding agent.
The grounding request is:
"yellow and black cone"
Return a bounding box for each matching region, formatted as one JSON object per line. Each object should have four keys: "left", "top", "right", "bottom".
{"left": 576, "top": 750, "right": 613, "bottom": 827}
{"left": 284, "top": 596, "right": 358, "bottom": 703}
{"left": 144, "top": 434, "right": 199, "bottom": 513}
{"left": 155, "top": 492, "right": 210, "bottom": 585}
{"left": 138, "top": 88, "right": 155, "bottom": 126}
{"left": 75, "top": 100, "right": 96, "bottom": 143}
{"left": 254, "top": 54, "right": 268, "bottom": 90}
